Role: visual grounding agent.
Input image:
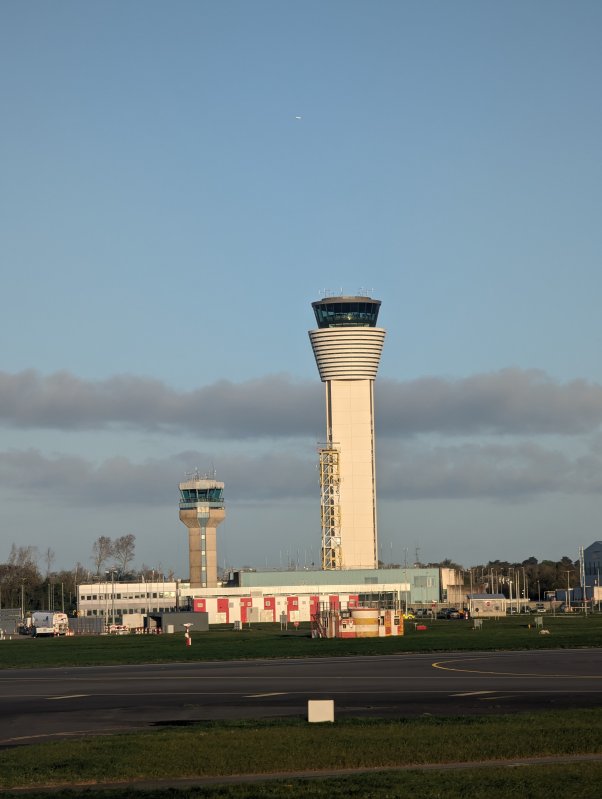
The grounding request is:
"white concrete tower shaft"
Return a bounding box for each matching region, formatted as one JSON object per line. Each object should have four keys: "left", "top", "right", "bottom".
{"left": 309, "top": 296, "right": 385, "bottom": 570}
{"left": 178, "top": 475, "right": 225, "bottom": 588}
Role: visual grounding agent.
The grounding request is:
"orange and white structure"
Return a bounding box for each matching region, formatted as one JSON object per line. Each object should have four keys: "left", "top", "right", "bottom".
{"left": 309, "top": 294, "right": 385, "bottom": 570}
{"left": 312, "top": 606, "right": 404, "bottom": 639}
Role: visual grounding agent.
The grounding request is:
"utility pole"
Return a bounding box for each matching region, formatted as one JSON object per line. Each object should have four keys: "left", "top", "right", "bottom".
{"left": 111, "top": 570, "right": 115, "bottom": 625}
{"left": 578, "top": 546, "right": 587, "bottom": 616}
{"left": 565, "top": 570, "right": 572, "bottom": 611}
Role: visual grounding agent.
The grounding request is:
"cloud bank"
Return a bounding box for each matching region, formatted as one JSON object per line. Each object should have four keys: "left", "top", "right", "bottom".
{"left": 2, "top": 441, "right": 602, "bottom": 507}
{"left": 1, "top": 368, "right": 602, "bottom": 437}
{"left": 2, "top": 367, "right": 601, "bottom": 510}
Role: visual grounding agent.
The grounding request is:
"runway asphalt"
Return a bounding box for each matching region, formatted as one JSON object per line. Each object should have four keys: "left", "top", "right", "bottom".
{"left": 1, "top": 648, "right": 601, "bottom": 746}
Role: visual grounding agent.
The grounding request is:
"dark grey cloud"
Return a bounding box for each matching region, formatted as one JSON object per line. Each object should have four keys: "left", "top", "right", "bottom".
{"left": 378, "top": 442, "right": 599, "bottom": 500}
{"left": 2, "top": 441, "right": 602, "bottom": 507}
{"left": 1, "top": 367, "right": 601, "bottom": 437}
{"left": 0, "top": 449, "right": 316, "bottom": 506}
{"left": 0, "top": 370, "right": 322, "bottom": 437}
{"left": 378, "top": 369, "right": 602, "bottom": 436}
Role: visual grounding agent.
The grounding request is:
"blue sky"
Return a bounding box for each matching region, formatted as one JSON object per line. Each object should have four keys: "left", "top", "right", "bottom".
{"left": 1, "top": 1, "right": 601, "bottom": 575}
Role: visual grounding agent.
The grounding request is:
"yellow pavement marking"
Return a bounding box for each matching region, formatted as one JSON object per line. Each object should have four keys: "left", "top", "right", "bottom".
{"left": 479, "top": 694, "right": 519, "bottom": 701}
{"left": 432, "top": 658, "right": 602, "bottom": 679}
{"left": 47, "top": 694, "right": 89, "bottom": 700}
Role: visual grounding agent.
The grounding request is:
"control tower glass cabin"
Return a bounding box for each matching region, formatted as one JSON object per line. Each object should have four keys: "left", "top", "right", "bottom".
{"left": 179, "top": 476, "right": 225, "bottom": 588}
{"left": 309, "top": 296, "right": 385, "bottom": 570}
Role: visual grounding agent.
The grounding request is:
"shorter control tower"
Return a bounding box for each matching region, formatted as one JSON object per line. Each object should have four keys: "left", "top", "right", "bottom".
{"left": 178, "top": 471, "right": 225, "bottom": 588}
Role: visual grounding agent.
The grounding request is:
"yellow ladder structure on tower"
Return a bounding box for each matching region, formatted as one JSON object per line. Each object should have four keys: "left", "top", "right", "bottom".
{"left": 318, "top": 445, "right": 342, "bottom": 570}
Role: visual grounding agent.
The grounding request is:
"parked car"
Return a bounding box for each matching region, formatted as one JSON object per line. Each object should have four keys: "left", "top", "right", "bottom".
{"left": 437, "top": 608, "right": 462, "bottom": 619}
{"left": 414, "top": 609, "right": 433, "bottom": 618}
{"left": 536, "top": 603, "right": 547, "bottom": 613}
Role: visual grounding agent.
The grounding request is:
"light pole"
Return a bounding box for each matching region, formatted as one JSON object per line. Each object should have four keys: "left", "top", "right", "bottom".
{"left": 565, "top": 570, "right": 572, "bottom": 611}
{"left": 106, "top": 570, "right": 116, "bottom": 625}
{"left": 142, "top": 574, "right": 149, "bottom": 630}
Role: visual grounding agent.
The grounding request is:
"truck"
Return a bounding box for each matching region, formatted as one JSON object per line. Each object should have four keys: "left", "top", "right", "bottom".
{"left": 31, "top": 611, "right": 69, "bottom": 637}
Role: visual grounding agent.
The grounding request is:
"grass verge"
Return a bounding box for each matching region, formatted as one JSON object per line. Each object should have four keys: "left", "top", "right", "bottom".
{"left": 1, "top": 708, "right": 602, "bottom": 791}
{"left": 1, "top": 615, "right": 602, "bottom": 669}
{"left": 5, "top": 763, "right": 602, "bottom": 799}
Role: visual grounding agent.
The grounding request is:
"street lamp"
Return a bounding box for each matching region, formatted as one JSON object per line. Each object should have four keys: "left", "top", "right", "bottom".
{"left": 565, "top": 570, "right": 572, "bottom": 611}
{"left": 105, "top": 570, "right": 116, "bottom": 625}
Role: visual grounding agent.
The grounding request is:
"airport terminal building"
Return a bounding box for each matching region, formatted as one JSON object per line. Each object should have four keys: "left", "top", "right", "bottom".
{"left": 76, "top": 567, "right": 466, "bottom": 626}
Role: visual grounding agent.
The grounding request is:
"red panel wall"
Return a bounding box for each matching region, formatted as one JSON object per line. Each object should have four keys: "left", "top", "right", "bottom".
{"left": 263, "top": 596, "right": 275, "bottom": 621}
{"left": 217, "top": 597, "right": 229, "bottom": 623}
{"left": 286, "top": 595, "right": 299, "bottom": 620}
{"left": 240, "top": 597, "right": 253, "bottom": 624}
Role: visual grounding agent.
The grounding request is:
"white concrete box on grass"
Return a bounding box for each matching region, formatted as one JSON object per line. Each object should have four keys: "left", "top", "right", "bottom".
{"left": 308, "top": 699, "right": 334, "bottom": 723}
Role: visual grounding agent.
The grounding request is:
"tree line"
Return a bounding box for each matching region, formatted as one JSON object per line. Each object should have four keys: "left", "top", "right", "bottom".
{"left": 431, "top": 555, "right": 584, "bottom": 600}
{"left": 0, "top": 536, "right": 174, "bottom": 615}
{"left": 1, "top": 541, "right": 586, "bottom": 616}
{"left": 381, "top": 554, "right": 583, "bottom": 600}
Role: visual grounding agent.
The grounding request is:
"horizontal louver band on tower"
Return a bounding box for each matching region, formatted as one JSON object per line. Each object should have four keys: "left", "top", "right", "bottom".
{"left": 308, "top": 328, "right": 385, "bottom": 380}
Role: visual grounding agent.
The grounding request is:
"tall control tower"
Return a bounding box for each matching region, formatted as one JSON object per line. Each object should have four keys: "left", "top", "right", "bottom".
{"left": 178, "top": 472, "right": 225, "bottom": 588}
{"left": 309, "top": 294, "right": 385, "bottom": 570}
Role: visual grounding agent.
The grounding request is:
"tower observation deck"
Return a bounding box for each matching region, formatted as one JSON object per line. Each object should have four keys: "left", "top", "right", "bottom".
{"left": 309, "top": 295, "right": 385, "bottom": 570}
{"left": 178, "top": 472, "right": 225, "bottom": 588}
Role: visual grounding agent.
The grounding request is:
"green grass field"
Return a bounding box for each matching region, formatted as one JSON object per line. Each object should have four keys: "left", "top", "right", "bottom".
{"left": 3, "top": 764, "right": 602, "bottom": 799}
{"left": 2, "top": 616, "right": 601, "bottom": 797}
{"left": 1, "top": 710, "right": 602, "bottom": 794}
{"left": 1, "top": 614, "right": 601, "bottom": 669}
